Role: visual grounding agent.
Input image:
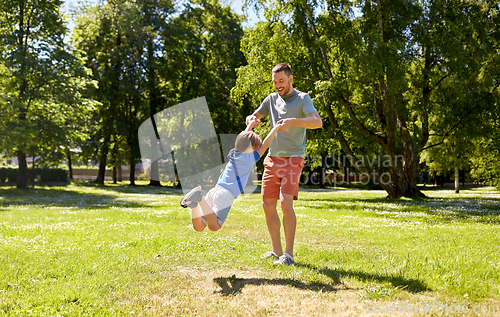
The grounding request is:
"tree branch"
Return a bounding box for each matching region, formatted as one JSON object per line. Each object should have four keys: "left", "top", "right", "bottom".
{"left": 371, "top": 79, "right": 387, "bottom": 134}
{"left": 325, "top": 103, "right": 366, "bottom": 170}
{"left": 304, "top": 9, "right": 333, "bottom": 80}
{"left": 335, "top": 85, "right": 387, "bottom": 148}
{"left": 293, "top": 76, "right": 316, "bottom": 82}
{"left": 431, "top": 74, "right": 449, "bottom": 92}
{"left": 326, "top": 102, "right": 397, "bottom": 194}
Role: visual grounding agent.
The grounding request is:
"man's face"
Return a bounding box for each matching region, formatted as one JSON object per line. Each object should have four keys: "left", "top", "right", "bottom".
{"left": 272, "top": 71, "right": 293, "bottom": 97}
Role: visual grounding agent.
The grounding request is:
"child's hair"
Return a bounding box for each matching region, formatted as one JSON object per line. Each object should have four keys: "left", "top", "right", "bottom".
{"left": 235, "top": 131, "right": 262, "bottom": 153}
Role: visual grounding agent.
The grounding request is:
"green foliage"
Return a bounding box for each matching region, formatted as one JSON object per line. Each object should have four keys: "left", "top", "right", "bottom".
{"left": 233, "top": 0, "right": 499, "bottom": 197}
{"left": 71, "top": 0, "right": 247, "bottom": 184}
{"left": 0, "top": 168, "right": 18, "bottom": 183}
{"left": 164, "top": 0, "right": 247, "bottom": 134}
{"left": 0, "top": 0, "right": 98, "bottom": 187}
{"left": 470, "top": 137, "right": 500, "bottom": 185}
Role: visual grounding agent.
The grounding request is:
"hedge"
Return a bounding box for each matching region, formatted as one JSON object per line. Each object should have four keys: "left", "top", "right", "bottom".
{"left": 0, "top": 168, "right": 68, "bottom": 183}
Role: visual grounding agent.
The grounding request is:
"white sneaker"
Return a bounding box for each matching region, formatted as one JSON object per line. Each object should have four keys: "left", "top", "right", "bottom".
{"left": 180, "top": 186, "right": 202, "bottom": 208}
{"left": 274, "top": 253, "right": 294, "bottom": 266}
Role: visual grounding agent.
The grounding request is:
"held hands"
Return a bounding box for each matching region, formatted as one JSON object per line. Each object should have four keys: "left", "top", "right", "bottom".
{"left": 276, "top": 118, "right": 294, "bottom": 131}
{"left": 246, "top": 115, "right": 261, "bottom": 129}
{"left": 274, "top": 121, "right": 286, "bottom": 131}
{"left": 246, "top": 115, "right": 288, "bottom": 132}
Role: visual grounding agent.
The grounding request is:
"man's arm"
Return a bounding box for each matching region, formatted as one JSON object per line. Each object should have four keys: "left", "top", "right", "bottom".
{"left": 256, "top": 123, "right": 283, "bottom": 157}
{"left": 277, "top": 112, "right": 323, "bottom": 131}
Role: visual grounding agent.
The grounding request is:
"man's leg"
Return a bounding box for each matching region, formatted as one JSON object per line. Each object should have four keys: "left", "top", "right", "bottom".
{"left": 263, "top": 197, "right": 283, "bottom": 256}
{"left": 280, "top": 193, "right": 296, "bottom": 257}
{"left": 277, "top": 157, "right": 304, "bottom": 260}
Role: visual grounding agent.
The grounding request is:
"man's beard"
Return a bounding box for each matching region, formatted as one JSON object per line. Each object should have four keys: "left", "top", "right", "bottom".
{"left": 278, "top": 83, "right": 291, "bottom": 96}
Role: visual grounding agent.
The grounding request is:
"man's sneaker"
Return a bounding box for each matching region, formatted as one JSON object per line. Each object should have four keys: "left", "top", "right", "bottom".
{"left": 274, "top": 253, "right": 294, "bottom": 266}
{"left": 262, "top": 251, "right": 279, "bottom": 260}
{"left": 180, "top": 186, "right": 203, "bottom": 208}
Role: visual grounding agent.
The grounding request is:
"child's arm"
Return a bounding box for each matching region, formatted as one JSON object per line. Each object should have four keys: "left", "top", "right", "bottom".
{"left": 256, "top": 123, "right": 283, "bottom": 157}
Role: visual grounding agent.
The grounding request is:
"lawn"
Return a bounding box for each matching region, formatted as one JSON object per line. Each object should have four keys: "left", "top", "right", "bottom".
{"left": 1, "top": 182, "right": 499, "bottom": 316}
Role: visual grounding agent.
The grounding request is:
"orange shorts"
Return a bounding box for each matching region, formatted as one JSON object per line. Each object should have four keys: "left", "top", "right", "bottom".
{"left": 262, "top": 156, "right": 305, "bottom": 200}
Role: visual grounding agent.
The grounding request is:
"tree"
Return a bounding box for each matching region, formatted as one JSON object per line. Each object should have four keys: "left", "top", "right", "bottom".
{"left": 469, "top": 91, "right": 500, "bottom": 187}
{"left": 72, "top": 0, "right": 246, "bottom": 186}
{"left": 0, "top": 0, "right": 97, "bottom": 188}
{"left": 233, "top": 0, "right": 498, "bottom": 198}
{"left": 163, "top": 0, "right": 247, "bottom": 133}
{"left": 418, "top": 0, "right": 500, "bottom": 191}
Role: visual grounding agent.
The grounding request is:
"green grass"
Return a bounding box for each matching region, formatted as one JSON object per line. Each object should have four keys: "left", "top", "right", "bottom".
{"left": 1, "top": 182, "right": 499, "bottom": 316}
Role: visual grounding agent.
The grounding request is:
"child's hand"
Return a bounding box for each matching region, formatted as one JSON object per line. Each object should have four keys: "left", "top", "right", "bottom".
{"left": 246, "top": 115, "right": 261, "bottom": 128}
{"left": 249, "top": 119, "right": 260, "bottom": 129}
{"left": 276, "top": 119, "right": 292, "bottom": 131}
{"left": 275, "top": 122, "right": 285, "bottom": 131}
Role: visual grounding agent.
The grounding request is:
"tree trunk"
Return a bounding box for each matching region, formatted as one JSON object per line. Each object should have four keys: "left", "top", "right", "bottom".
{"left": 31, "top": 155, "right": 35, "bottom": 188}
{"left": 16, "top": 0, "right": 28, "bottom": 189}
{"left": 129, "top": 157, "right": 136, "bottom": 186}
{"left": 112, "top": 135, "right": 117, "bottom": 184}
{"left": 143, "top": 2, "right": 161, "bottom": 187}
{"left": 396, "top": 93, "right": 426, "bottom": 198}
{"left": 126, "top": 93, "right": 137, "bottom": 186}
{"left": 454, "top": 139, "right": 460, "bottom": 193}
{"left": 320, "top": 153, "right": 325, "bottom": 189}
{"left": 17, "top": 150, "right": 27, "bottom": 189}
{"left": 117, "top": 165, "right": 122, "bottom": 182}
{"left": 96, "top": 137, "right": 110, "bottom": 184}
{"left": 113, "top": 166, "right": 117, "bottom": 184}
{"left": 67, "top": 150, "right": 73, "bottom": 179}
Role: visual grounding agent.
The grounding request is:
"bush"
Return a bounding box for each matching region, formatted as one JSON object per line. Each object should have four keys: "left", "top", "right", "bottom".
{"left": 0, "top": 169, "right": 6, "bottom": 183}
{"left": 6, "top": 169, "right": 17, "bottom": 183}
{"left": 38, "top": 168, "right": 68, "bottom": 182}
{"left": 0, "top": 168, "right": 67, "bottom": 183}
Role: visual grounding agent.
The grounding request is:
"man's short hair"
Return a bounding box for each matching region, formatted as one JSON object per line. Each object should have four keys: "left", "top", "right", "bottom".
{"left": 272, "top": 63, "right": 292, "bottom": 77}
{"left": 235, "top": 131, "right": 262, "bottom": 153}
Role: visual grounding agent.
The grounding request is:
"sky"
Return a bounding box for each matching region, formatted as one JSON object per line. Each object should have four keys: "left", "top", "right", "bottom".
{"left": 62, "top": 0, "right": 262, "bottom": 29}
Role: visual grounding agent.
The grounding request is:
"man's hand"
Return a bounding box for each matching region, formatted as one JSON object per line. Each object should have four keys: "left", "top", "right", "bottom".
{"left": 272, "top": 121, "right": 285, "bottom": 132}
{"left": 276, "top": 118, "right": 294, "bottom": 131}
{"left": 276, "top": 113, "right": 322, "bottom": 131}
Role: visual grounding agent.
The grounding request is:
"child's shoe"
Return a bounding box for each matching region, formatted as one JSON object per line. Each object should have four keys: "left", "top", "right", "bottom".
{"left": 180, "top": 186, "right": 203, "bottom": 208}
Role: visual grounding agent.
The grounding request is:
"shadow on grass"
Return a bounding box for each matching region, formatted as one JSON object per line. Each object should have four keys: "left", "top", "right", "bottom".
{"left": 0, "top": 183, "right": 183, "bottom": 209}
{"left": 304, "top": 194, "right": 500, "bottom": 224}
{"left": 213, "top": 275, "right": 338, "bottom": 296}
{"left": 296, "top": 263, "right": 430, "bottom": 294}
{"left": 63, "top": 180, "right": 183, "bottom": 194}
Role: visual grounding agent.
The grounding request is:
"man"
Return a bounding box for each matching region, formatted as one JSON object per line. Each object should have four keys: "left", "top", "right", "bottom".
{"left": 246, "top": 63, "right": 322, "bottom": 265}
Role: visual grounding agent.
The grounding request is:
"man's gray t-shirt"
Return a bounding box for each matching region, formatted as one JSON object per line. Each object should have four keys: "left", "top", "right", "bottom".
{"left": 256, "top": 89, "right": 317, "bottom": 158}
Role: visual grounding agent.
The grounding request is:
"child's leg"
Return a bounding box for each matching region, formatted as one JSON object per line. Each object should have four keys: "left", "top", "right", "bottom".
{"left": 199, "top": 197, "right": 221, "bottom": 231}
{"left": 191, "top": 205, "right": 206, "bottom": 232}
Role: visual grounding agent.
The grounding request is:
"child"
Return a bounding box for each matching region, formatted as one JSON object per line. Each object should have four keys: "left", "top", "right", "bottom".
{"left": 180, "top": 119, "right": 283, "bottom": 232}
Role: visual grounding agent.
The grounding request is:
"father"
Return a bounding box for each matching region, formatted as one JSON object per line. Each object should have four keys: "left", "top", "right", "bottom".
{"left": 246, "top": 63, "right": 322, "bottom": 265}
